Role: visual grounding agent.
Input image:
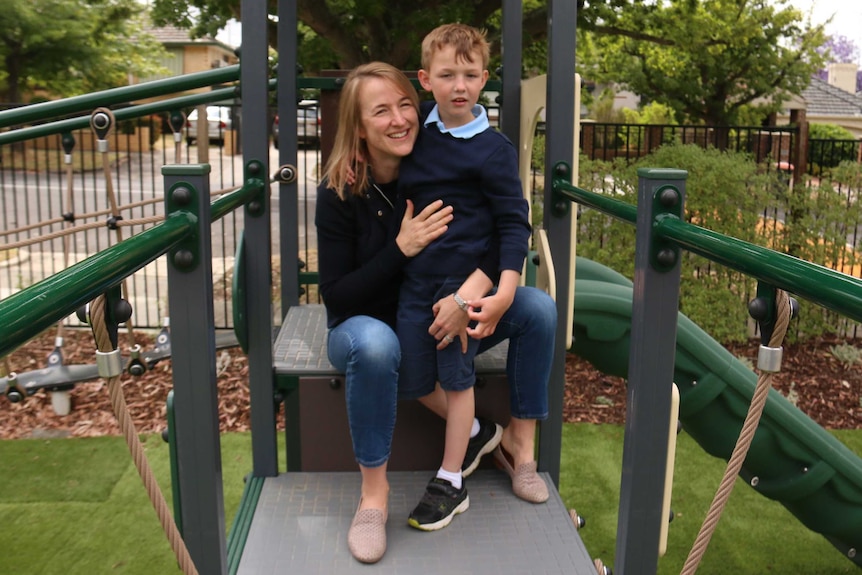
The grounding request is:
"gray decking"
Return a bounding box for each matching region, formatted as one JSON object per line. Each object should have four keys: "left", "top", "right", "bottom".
{"left": 251, "top": 304, "right": 598, "bottom": 574}
{"left": 236, "top": 470, "right": 597, "bottom": 574}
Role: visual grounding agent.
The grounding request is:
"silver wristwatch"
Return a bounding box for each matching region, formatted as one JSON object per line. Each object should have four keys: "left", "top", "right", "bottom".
{"left": 453, "top": 292, "right": 469, "bottom": 311}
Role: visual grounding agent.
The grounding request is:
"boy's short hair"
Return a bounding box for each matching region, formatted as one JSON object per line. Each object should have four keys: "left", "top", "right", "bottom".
{"left": 421, "top": 23, "right": 490, "bottom": 71}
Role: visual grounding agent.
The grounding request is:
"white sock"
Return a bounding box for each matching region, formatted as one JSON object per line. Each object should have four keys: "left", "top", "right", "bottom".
{"left": 469, "top": 418, "right": 480, "bottom": 438}
{"left": 437, "top": 467, "right": 463, "bottom": 489}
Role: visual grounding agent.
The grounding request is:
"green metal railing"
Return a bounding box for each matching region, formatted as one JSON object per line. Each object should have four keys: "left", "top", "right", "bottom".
{"left": 0, "top": 65, "right": 241, "bottom": 130}
{"left": 553, "top": 164, "right": 862, "bottom": 323}
{"left": 0, "top": 179, "right": 262, "bottom": 358}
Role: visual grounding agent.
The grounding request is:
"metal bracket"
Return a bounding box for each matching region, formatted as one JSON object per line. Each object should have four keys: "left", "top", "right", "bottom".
{"left": 551, "top": 161, "right": 572, "bottom": 218}
{"left": 649, "top": 185, "right": 683, "bottom": 272}
{"left": 166, "top": 182, "right": 200, "bottom": 272}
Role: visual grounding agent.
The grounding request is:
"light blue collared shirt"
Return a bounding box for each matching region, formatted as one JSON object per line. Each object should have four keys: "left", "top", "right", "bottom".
{"left": 424, "top": 104, "right": 490, "bottom": 139}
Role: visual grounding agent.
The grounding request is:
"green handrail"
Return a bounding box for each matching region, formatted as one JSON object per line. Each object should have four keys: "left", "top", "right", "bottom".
{"left": 553, "top": 177, "right": 862, "bottom": 324}
{"left": 0, "top": 79, "right": 279, "bottom": 147}
{"left": 0, "top": 178, "right": 264, "bottom": 358}
{"left": 0, "top": 212, "right": 195, "bottom": 358}
{"left": 0, "top": 66, "right": 241, "bottom": 129}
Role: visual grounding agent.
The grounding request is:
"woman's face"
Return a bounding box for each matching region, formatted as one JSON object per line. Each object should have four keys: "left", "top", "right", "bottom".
{"left": 357, "top": 77, "right": 418, "bottom": 164}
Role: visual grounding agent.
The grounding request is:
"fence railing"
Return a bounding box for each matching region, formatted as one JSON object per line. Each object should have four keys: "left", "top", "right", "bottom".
{"left": 579, "top": 123, "right": 798, "bottom": 168}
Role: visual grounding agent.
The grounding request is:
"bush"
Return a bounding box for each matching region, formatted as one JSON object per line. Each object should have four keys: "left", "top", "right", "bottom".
{"left": 577, "top": 143, "right": 779, "bottom": 342}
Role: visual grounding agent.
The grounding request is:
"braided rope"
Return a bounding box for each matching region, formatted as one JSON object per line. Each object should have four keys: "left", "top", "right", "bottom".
{"left": 89, "top": 296, "right": 199, "bottom": 575}
{"left": 679, "top": 290, "right": 792, "bottom": 575}
{"left": 0, "top": 185, "right": 239, "bottom": 251}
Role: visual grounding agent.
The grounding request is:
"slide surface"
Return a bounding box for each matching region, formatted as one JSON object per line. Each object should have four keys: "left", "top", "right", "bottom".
{"left": 571, "top": 257, "right": 862, "bottom": 567}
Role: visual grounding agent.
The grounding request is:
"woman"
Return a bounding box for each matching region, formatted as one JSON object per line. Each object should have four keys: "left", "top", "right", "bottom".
{"left": 316, "top": 62, "right": 556, "bottom": 564}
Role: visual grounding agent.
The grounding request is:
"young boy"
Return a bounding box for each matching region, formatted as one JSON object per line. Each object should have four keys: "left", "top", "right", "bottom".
{"left": 396, "top": 23, "right": 532, "bottom": 531}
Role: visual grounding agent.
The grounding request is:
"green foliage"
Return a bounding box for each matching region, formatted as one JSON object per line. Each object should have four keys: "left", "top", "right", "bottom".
{"left": 808, "top": 124, "right": 859, "bottom": 170}
{"left": 577, "top": 144, "right": 780, "bottom": 342}
{"left": 809, "top": 123, "right": 856, "bottom": 141}
{"left": 830, "top": 343, "right": 862, "bottom": 369}
{"left": 578, "top": 0, "right": 827, "bottom": 125}
{"left": 0, "top": 0, "right": 167, "bottom": 101}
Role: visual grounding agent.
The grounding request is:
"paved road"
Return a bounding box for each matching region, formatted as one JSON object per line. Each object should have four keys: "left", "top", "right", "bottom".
{"left": 0, "top": 142, "right": 322, "bottom": 329}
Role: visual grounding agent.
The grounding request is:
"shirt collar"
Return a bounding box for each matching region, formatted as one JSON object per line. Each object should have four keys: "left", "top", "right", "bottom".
{"left": 424, "top": 104, "right": 490, "bottom": 138}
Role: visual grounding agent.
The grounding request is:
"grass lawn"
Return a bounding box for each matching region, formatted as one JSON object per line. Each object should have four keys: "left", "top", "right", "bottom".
{"left": 0, "top": 424, "right": 859, "bottom": 574}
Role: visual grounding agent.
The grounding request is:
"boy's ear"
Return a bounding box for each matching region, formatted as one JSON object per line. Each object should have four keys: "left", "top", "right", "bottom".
{"left": 481, "top": 69, "right": 489, "bottom": 88}
{"left": 417, "top": 69, "right": 432, "bottom": 91}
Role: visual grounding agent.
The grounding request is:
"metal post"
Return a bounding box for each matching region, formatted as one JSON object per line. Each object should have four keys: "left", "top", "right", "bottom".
{"left": 278, "top": 0, "right": 301, "bottom": 313}
{"left": 500, "top": 0, "right": 523, "bottom": 146}
{"left": 163, "top": 164, "right": 227, "bottom": 574}
{"left": 241, "top": 0, "right": 278, "bottom": 477}
{"left": 540, "top": 0, "right": 578, "bottom": 486}
{"left": 614, "top": 168, "right": 687, "bottom": 575}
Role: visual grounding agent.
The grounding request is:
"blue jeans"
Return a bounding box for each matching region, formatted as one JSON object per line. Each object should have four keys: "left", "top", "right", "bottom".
{"left": 327, "top": 316, "right": 400, "bottom": 468}
{"left": 327, "top": 285, "right": 556, "bottom": 468}
{"left": 477, "top": 286, "right": 556, "bottom": 420}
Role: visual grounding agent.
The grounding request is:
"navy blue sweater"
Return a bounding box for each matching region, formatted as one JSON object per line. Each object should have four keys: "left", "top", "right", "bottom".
{"left": 398, "top": 109, "right": 531, "bottom": 277}
{"left": 316, "top": 177, "right": 502, "bottom": 329}
{"left": 316, "top": 179, "right": 408, "bottom": 329}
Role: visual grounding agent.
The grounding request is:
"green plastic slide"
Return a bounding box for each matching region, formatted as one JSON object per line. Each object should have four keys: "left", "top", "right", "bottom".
{"left": 571, "top": 257, "right": 862, "bottom": 567}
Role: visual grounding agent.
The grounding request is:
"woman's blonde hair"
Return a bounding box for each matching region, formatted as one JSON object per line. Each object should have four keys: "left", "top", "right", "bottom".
{"left": 323, "top": 62, "right": 419, "bottom": 199}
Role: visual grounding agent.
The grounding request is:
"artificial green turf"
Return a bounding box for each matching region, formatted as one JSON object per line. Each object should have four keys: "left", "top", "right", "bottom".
{"left": 560, "top": 424, "right": 862, "bottom": 575}
{"left": 0, "top": 426, "right": 859, "bottom": 574}
{"left": 0, "top": 432, "right": 267, "bottom": 574}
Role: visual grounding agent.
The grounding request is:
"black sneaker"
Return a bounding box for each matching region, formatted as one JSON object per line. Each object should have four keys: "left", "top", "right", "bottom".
{"left": 462, "top": 418, "right": 503, "bottom": 477}
{"left": 407, "top": 477, "right": 469, "bottom": 531}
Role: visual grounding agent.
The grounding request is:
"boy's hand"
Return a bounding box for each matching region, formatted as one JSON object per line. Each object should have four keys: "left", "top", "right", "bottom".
{"left": 465, "top": 292, "right": 511, "bottom": 339}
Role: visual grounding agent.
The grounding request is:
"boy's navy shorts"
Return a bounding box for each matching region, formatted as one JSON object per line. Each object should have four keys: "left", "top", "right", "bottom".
{"left": 396, "top": 274, "right": 480, "bottom": 399}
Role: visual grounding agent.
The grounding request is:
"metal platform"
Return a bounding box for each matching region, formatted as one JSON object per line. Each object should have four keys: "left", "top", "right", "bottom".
{"left": 236, "top": 470, "right": 597, "bottom": 574}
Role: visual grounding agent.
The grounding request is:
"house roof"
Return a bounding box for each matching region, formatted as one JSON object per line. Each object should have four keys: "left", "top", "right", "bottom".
{"left": 800, "top": 77, "right": 862, "bottom": 117}
{"left": 143, "top": 23, "right": 236, "bottom": 53}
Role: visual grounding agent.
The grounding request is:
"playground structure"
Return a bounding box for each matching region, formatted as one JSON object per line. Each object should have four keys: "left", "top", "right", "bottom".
{"left": 0, "top": 1, "right": 862, "bottom": 574}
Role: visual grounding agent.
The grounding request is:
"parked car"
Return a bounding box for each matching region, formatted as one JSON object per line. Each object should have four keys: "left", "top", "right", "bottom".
{"left": 273, "top": 100, "right": 320, "bottom": 148}
{"left": 186, "top": 106, "right": 232, "bottom": 146}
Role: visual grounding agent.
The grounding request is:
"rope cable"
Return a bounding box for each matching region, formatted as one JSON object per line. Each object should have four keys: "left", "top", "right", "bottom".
{"left": 89, "top": 295, "right": 199, "bottom": 575}
{"left": 679, "top": 290, "right": 792, "bottom": 575}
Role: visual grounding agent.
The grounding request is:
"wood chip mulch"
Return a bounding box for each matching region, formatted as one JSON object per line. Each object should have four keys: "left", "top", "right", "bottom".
{"left": 1, "top": 329, "right": 860, "bottom": 439}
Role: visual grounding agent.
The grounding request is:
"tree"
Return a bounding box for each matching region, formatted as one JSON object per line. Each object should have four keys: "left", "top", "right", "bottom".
{"left": 577, "top": 0, "right": 827, "bottom": 126}
{"left": 150, "top": 0, "right": 638, "bottom": 73}
{"left": 0, "top": 0, "right": 167, "bottom": 103}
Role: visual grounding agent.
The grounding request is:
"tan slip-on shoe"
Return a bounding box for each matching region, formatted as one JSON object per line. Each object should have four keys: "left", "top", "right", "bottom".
{"left": 493, "top": 444, "right": 549, "bottom": 504}
{"left": 347, "top": 500, "right": 388, "bottom": 563}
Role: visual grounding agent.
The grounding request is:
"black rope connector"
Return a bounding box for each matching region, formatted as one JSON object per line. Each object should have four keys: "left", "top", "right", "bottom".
{"left": 106, "top": 215, "right": 124, "bottom": 229}
{"left": 63, "top": 212, "right": 75, "bottom": 223}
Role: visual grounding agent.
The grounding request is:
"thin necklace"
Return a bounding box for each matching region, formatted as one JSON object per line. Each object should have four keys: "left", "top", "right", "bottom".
{"left": 371, "top": 182, "right": 394, "bottom": 210}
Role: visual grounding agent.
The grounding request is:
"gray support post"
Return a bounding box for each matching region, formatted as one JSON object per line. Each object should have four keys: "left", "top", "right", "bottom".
{"left": 500, "top": 0, "right": 523, "bottom": 146}
{"left": 614, "top": 168, "right": 687, "bottom": 575}
{"left": 540, "top": 0, "right": 577, "bottom": 486}
{"left": 278, "top": 0, "right": 301, "bottom": 312}
{"left": 241, "top": 0, "right": 278, "bottom": 477}
{"left": 163, "top": 164, "right": 227, "bottom": 575}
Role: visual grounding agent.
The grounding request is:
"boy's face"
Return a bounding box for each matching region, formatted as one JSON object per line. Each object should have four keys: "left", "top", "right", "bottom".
{"left": 418, "top": 45, "right": 489, "bottom": 129}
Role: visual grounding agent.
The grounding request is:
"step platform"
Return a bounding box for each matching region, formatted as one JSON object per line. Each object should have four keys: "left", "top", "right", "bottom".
{"left": 236, "top": 470, "right": 597, "bottom": 574}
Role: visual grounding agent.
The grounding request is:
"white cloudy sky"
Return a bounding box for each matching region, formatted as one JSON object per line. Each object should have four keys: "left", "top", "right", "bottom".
{"left": 787, "top": 0, "right": 862, "bottom": 62}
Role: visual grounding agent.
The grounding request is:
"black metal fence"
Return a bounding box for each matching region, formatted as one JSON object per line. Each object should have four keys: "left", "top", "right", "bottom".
{"left": 2, "top": 108, "right": 860, "bottom": 332}
{"left": 0, "top": 106, "right": 279, "bottom": 331}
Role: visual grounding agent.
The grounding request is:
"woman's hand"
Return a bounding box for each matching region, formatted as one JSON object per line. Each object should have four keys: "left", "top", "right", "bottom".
{"left": 396, "top": 199, "right": 453, "bottom": 257}
{"left": 430, "top": 295, "right": 471, "bottom": 352}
